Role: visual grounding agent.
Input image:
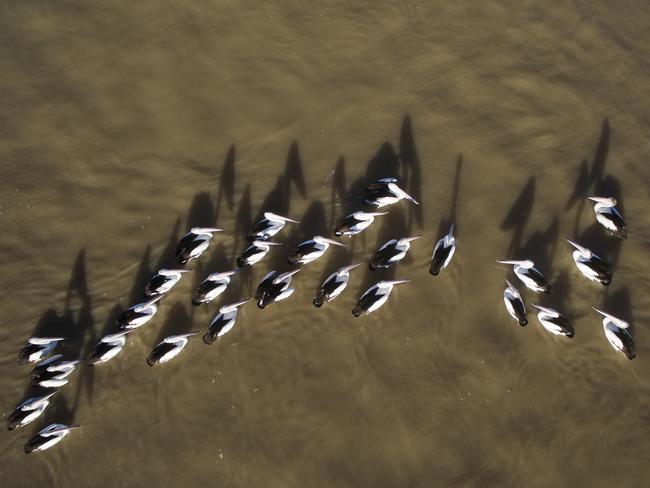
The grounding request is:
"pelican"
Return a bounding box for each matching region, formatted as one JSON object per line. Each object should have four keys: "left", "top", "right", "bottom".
{"left": 314, "top": 263, "right": 361, "bottom": 308}
{"left": 531, "top": 304, "right": 574, "bottom": 337}
{"left": 565, "top": 238, "right": 612, "bottom": 286}
{"left": 287, "top": 236, "right": 345, "bottom": 265}
{"left": 203, "top": 300, "right": 248, "bottom": 344}
{"left": 362, "top": 178, "right": 419, "bottom": 207}
{"left": 430, "top": 224, "right": 456, "bottom": 276}
{"left": 588, "top": 196, "right": 626, "bottom": 239}
{"left": 18, "top": 337, "right": 64, "bottom": 365}
{"left": 236, "top": 240, "right": 283, "bottom": 267}
{"left": 144, "top": 269, "right": 191, "bottom": 297}
{"left": 24, "top": 423, "right": 80, "bottom": 454}
{"left": 503, "top": 280, "right": 527, "bottom": 326}
{"left": 175, "top": 227, "right": 223, "bottom": 264}
{"left": 352, "top": 279, "right": 409, "bottom": 317}
{"left": 88, "top": 330, "right": 133, "bottom": 365}
{"left": 248, "top": 212, "right": 299, "bottom": 241}
{"left": 497, "top": 260, "right": 552, "bottom": 294}
{"left": 255, "top": 269, "right": 299, "bottom": 309}
{"left": 334, "top": 211, "right": 387, "bottom": 237}
{"left": 7, "top": 392, "right": 56, "bottom": 431}
{"left": 369, "top": 236, "right": 421, "bottom": 270}
{"left": 593, "top": 308, "right": 636, "bottom": 359}
{"left": 30, "top": 355, "right": 79, "bottom": 388}
{"left": 147, "top": 332, "right": 198, "bottom": 366}
{"left": 192, "top": 270, "right": 238, "bottom": 306}
{"left": 117, "top": 295, "right": 163, "bottom": 329}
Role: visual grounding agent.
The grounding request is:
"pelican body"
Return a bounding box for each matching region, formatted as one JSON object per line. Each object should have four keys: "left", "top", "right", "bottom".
{"left": 362, "top": 178, "right": 419, "bottom": 207}
{"left": 175, "top": 227, "right": 223, "bottom": 264}
{"left": 369, "top": 236, "right": 420, "bottom": 270}
{"left": 147, "top": 333, "right": 198, "bottom": 366}
{"left": 288, "top": 236, "right": 344, "bottom": 265}
{"left": 88, "top": 330, "right": 131, "bottom": 365}
{"left": 192, "top": 270, "right": 237, "bottom": 306}
{"left": 352, "top": 279, "right": 409, "bottom": 317}
{"left": 314, "top": 264, "right": 361, "bottom": 308}
{"left": 30, "top": 355, "right": 79, "bottom": 388}
{"left": 497, "top": 260, "right": 551, "bottom": 294}
{"left": 145, "top": 269, "right": 191, "bottom": 297}
{"left": 255, "top": 270, "right": 299, "bottom": 309}
{"left": 237, "top": 240, "right": 283, "bottom": 267}
{"left": 24, "top": 423, "right": 80, "bottom": 454}
{"left": 18, "top": 337, "right": 64, "bottom": 365}
{"left": 334, "top": 211, "right": 387, "bottom": 237}
{"left": 593, "top": 308, "right": 636, "bottom": 360}
{"left": 430, "top": 225, "right": 456, "bottom": 276}
{"left": 7, "top": 392, "right": 56, "bottom": 431}
{"left": 589, "top": 197, "right": 626, "bottom": 239}
{"left": 248, "top": 212, "right": 299, "bottom": 241}
{"left": 118, "top": 296, "right": 163, "bottom": 329}
{"left": 531, "top": 304, "right": 574, "bottom": 337}
{"left": 565, "top": 239, "right": 612, "bottom": 286}
{"left": 203, "top": 300, "right": 248, "bottom": 344}
{"left": 503, "top": 280, "right": 527, "bottom": 326}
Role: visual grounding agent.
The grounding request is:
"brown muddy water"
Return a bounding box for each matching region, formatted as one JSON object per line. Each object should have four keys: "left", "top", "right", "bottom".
{"left": 1, "top": 2, "right": 650, "bottom": 487}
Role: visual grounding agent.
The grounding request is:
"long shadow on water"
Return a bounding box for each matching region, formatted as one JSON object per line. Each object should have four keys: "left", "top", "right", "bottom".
{"left": 156, "top": 218, "right": 181, "bottom": 270}
{"left": 215, "top": 145, "right": 236, "bottom": 221}
{"left": 500, "top": 176, "right": 536, "bottom": 259}
{"left": 436, "top": 154, "right": 463, "bottom": 241}
{"left": 398, "top": 115, "right": 423, "bottom": 231}
{"left": 232, "top": 184, "right": 252, "bottom": 256}
{"left": 329, "top": 157, "right": 347, "bottom": 230}
{"left": 128, "top": 245, "right": 152, "bottom": 305}
{"left": 154, "top": 302, "right": 194, "bottom": 345}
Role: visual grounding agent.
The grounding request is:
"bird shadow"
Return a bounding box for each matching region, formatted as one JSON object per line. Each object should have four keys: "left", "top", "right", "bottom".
{"left": 398, "top": 115, "right": 423, "bottom": 231}
{"left": 436, "top": 154, "right": 463, "bottom": 240}
{"left": 315, "top": 246, "right": 355, "bottom": 302}
{"left": 232, "top": 183, "right": 252, "bottom": 254}
{"left": 215, "top": 144, "right": 236, "bottom": 220}
{"left": 156, "top": 217, "right": 181, "bottom": 269}
{"left": 128, "top": 245, "right": 152, "bottom": 305}
{"left": 192, "top": 241, "right": 233, "bottom": 301}
{"left": 154, "top": 302, "right": 194, "bottom": 345}
{"left": 365, "top": 142, "right": 400, "bottom": 183}
{"left": 329, "top": 157, "right": 347, "bottom": 230}
{"left": 253, "top": 175, "right": 292, "bottom": 224}
{"left": 285, "top": 141, "right": 308, "bottom": 200}
{"left": 186, "top": 192, "right": 216, "bottom": 230}
{"left": 500, "top": 176, "right": 536, "bottom": 258}
{"left": 517, "top": 215, "right": 560, "bottom": 280}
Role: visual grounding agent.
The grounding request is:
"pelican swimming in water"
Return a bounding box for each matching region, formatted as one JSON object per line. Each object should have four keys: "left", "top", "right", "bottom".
{"left": 288, "top": 236, "right": 345, "bottom": 265}
{"left": 30, "top": 355, "right": 79, "bottom": 388}
{"left": 503, "top": 279, "right": 527, "bottom": 326}
{"left": 369, "top": 236, "right": 421, "bottom": 270}
{"left": 236, "top": 240, "right": 283, "bottom": 267}
{"left": 497, "top": 260, "right": 552, "bottom": 294}
{"left": 255, "top": 269, "right": 299, "bottom": 309}
{"left": 334, "top": 211, "right": 387, "bottom": 237}
{"left": 248, "top": 212, "right": 299, "bottom": 241}
{"left": 588, "top": 196, "right": 626, "bottom": 239}
{"left": 531, "top": 304, "right": 574, "bottom": 337}
{"left": 430, "top": 224, "right": 456, "bottom": 276}
{"left": 7, "top": 392, "right": 56, "bottom": 431}
{"left": 352, "top": 279, "right": 409, "bottom": 317}
{"left": 88, "top": 330, "right": 133, "bottom": 365}
{"left": 192, "top": 270, "right": 238, "bottom": 306}
{"left": 117, "top": 296, "right": 163, "bottom": 329}
{"left": 362, "top": 178, "right": 419, "bottom": 207}
{"left": 565, "top": 238, "right": 612, "bottom": 286}
{"left": 593, "top": 308, "right": 636, "bottom": 359}
{"left": 144, "top": 269, "right": 192, "bottom": 297}
{"left": 24, "top": 423, "right": 80, "bottom": 454}
{"left": 314, "top": 263, "right": 361, "bottom": 308}
{"left": 18, "top": 337, "right": 64, "bottom": 365}
{"left": 175, "top": 227, "right": 223, "bottom": 264}
{"left": 147, "top": 332, "right": 198, "bottom": 366}
{"left": 203, "top": 300, "right": 248, "bottom": 344}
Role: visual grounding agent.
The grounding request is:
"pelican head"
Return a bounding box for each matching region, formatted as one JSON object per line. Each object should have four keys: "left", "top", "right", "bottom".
{"left": 403, "top": 235, "right": 422, "bottom": 243}
{"left": 387, "top": 182, "right": 419, "bottom": 205}
{"left": 166, "top": 332, "right": 200, "bottom": 342}
{"left": 159, "top": 269, "right": 193, "bottom": 276}
{"left": 531, "top": 303, "right": 557, "bottom": 316}
{"left": 274, "top": 269, "right": 301, "bottom": 283}
{"left": 497, "top": 259, "right": 534, "bottom": 268}
{"left": 264, "top": 212, "right": 299, "bottom": 223}
{"left": 220, "top": 300, "right": 250, "bottom": 313}
{"left": 564, "top": 238, "right": 592, "bottom": 257}
{"left": 208, "top": 270, "right": 239, "bottom": 280}
{"left": 47, "top": 425, "right": 81, "bottom": 435}
{"left": 593, "top": 307, "right": 629, "bottom": 329}
{"left": 190, "top": 227, "right": 223, "bottom": 235}
{"left": 340, "top": 263, "right": 362, "bottom": 273}
{"left": 360, "top": 211, "right": 388, "bottom": 219}
{"left": 378, "top": 279, "right": 410, "bottom": 288}
{"left": 253, "top": 240, "right": 284, "bottom": 247}
{"left": 313, "top": 236, "right": 345, "bottom": 247}
{"left": 588, "top": 196, "right": 617, "bottom": 207}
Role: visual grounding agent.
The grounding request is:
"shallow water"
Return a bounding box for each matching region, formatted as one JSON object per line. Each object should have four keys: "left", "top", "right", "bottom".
{"left": 1, "top": 2, "right": 649, "bottom": 487}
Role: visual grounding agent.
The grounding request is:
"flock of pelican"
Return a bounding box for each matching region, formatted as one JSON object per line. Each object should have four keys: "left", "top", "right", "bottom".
{"left": 8, "top": 177, "right": 632, "bottom": 454}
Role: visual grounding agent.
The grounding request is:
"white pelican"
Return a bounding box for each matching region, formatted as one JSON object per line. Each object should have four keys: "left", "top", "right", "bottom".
{"left": 192, "top": 270, "right": 238, "bottom": 306}
{"left": 369, "top": 236, "right": 421, "bottom": 270}
{"left": 288, "top": 236, "right": 345, "bottom": 265}
{"left": 313, "top": 263, "right": 361, "bottom": 308}
{"left": 147, "top": 332, "right": 199, "bottom": 366}
{"left": 352, "top": 279, "right": 409, "bottom": 317}
{"left": 565, "top": 238, "right": 612, "bottom": 286}
{"left": 497, "top": 260, "right": 552, "bottom": 294}
{"left": 203, "top": 300, "right": 249, "bottom": 344}
{"left": 531, "top": 304, "right": 574, "bottom": 337}
{"left": 593, "top": 308, "right": 636, "bottom": 359}
{"left": 334, "top": 211, "right": 387, "bottom": 237}
{"left": 588, "top": 196, "right": 626, "bottom": 239}
{"left": 248, "top": 212, "right": 299, "bottom": 241}
{"left": 175, "top": 227, "right": 223, "bottom": 264}
{"left": 362, "top": 178, "right": 419, "bottom": 207}
{"left": 24, "top": 423, "right": 80, "bottom": 454}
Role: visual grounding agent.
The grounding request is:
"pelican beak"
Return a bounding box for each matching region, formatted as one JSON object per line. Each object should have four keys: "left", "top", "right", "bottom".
{"left": 592, "top": 307, "right": 608, "bottom": 318}
{"left": 192, "top": 227, "right": 224, "bottom": 233}
{"left": 342, "top": 263, "right": 363, "bottom": 272}
{"left": 385, "top": 279, "right": 410, "bottom": 286}
{"left": 405, "top": 235, "right": 422, "bottom": 242}
{"left": 265, "top": 212, "right": 299, "bottom": 223}
{"left": 564, "top": 238, "right": 588, "bottom": 254}
{"left": 275, "top": 269, "right": 301, "bottom": 283}
{"left": 497, "top": 260, "right": 525, "bottom": 266}
{"left": 367, "top": 212, "right": 389, "bottom": 217}
{"left": 317, "top": 236, "right": 345, "bottom": 246}
{"left": 179, "top": 332, "right": 200, "bottom": 338}
{"left": 448, "top": 224, "right": 455, "bottom": 236}
{"left": 531, "top": 303, "right": 541, "bottom": 310}
{"left": 142, "top": 295, "right": 164, "bottom": 308}
{"left": 233, "top": 299, "right": 250, "bottom": 308}
{"left": 263, "top": 241, "right": 285, "bottom": 246}
{"left": 504, "top": 279, "right": 515, "bottom": 289}
{"left": 587, "top": 197, "right": 609, "bottom": 204}
{"left": 49, "top": 425, "right": 81, "bottom": 435}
